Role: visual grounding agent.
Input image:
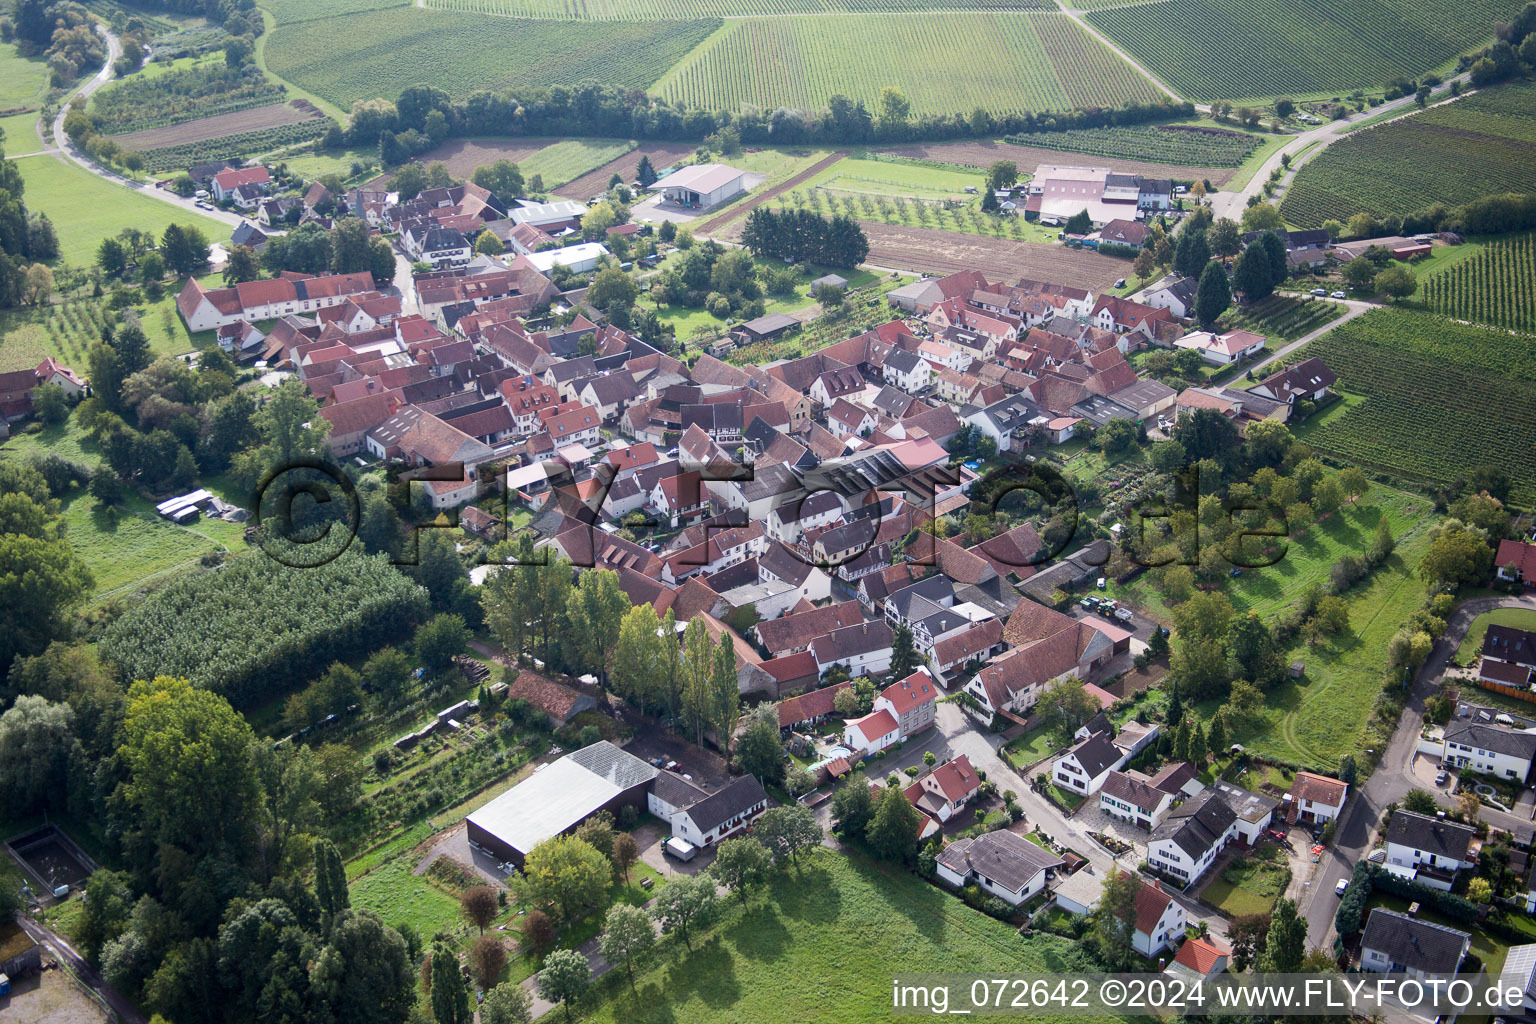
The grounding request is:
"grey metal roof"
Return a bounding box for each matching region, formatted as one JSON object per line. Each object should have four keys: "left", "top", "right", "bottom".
{"left": 567, "top": 740, "right": 660, "bottom": 790}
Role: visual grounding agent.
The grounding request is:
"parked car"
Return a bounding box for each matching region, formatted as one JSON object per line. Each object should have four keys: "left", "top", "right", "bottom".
{"left": 1331, "top": 290, "right": 1347, "bottom": 299}
{"left": 1096, "top": 577, "right": 1107, "bottom": 590}
{"left": 1435, "top": 770, "right": 1449, "bottom": 785}
{"left": 1114, "top": 606, "right": 1134, "bottom": 623}
{"left": 1310, "top": 288, "right": 1327, "bottom": 296}
{"left": 1335, "top": 878, "right": 1349, "bottom": 896}
{"left": 1114, "top": 278, "right": 1127, "bottom": 288}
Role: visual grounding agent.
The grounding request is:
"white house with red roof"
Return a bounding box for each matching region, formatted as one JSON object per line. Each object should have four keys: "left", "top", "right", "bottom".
{"left": 1166, "top": 936, "right": 1229, "bottom": 979}
{"left": 875, "top": 669, "right": 939, "bottom": 739}
{"left": 843, "top": 707, "right": 901, "bottom": 756}
{"left": 34, "top": 357, "right": 86, "bottom": 397}
{"left": 911, "top": 753, "right": 981, "bottom": 821}
{"left": 1496, "top": 540, "right": 1536, "bottom": 589}
{"left": 1288, "top": 771, "right": 1348, "bottom": 825}
{"left": 211, "top": 165, "right": 272, "bottom": 203}
{"left": 1090, "top": 295, "right": 1176, "bottom": 341}
{"left": 1132, "top": 878, "right": 1187, "bottom": 957}
{"left": 177, "top": 272, "right": 375, "bottom": 331}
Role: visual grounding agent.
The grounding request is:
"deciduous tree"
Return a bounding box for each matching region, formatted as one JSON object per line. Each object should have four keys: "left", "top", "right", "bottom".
{"left": 598, "top": 903, "right": 654, "bottom": 989}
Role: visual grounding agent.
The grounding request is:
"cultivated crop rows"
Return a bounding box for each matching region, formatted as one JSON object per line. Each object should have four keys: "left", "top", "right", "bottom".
{"left": 1227, "top": 295, "right": 1344, "bottom": 341}
{"left": 113, "top": 102, "right": 323, "bottom": 153}
{"left": 1280, "top": 83, "right": 1536, "bottom": 226}
{"left": 134, "top": 120, "right": 332, "bottom": 172}
{"left": 1087, "top": 0, "right": 1517, "bottom": 100}
{"left": 1003, "top": 123, "right": 1258, "bottom": 166}
{"left": 1301, "top": 309, "right": 1536, "bottom": 505}
{"left": 654, "top": 13, "right": 1157, "bottom": 116}
{"left": 267, "top": 9, "right": 718, "bottom": 107}
{"left": 423, "top": 0, "right": 1053, "bottom": 18}
{"left": 1420, "top": 235, "right": 1536, "bottom": 335}
{"left": 92, "top": 65, "right": 288, "bottom": 134}
{"left": 519, "top": 139, "right": 636, "bottom": 189}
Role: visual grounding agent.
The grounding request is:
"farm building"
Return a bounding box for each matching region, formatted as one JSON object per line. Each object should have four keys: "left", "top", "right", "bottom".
{"left": 525, "top": 242, "right": 610, "bottom": 276}
{"left": 652, "top": 164, "right": 749, "bottom": 209}
{"left": 0, "top": 922, "right": 41, "bottom": 978}
{"left": 731, "top": 313, "right": 799, "bottom": 345}
{"left": 466, "top": 740, "right": 658, "bottom": 868}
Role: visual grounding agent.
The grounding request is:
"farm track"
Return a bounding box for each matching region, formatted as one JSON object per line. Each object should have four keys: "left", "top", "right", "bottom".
{"left": 876, "top": 138, "right": 1243, "bottom": 186}
{"left": 692, "top": 149, "right": 847, "bottom": 235}
{"left": 108, "top": 101, "right": 322, "bottom": 151}
{"left": 857, "top": 220, "right": 1127, "bottom": 289}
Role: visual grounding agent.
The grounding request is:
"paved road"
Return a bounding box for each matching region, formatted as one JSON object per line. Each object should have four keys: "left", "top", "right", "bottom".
{"left": 1296, "top": 594, "right": 1536, "bottom": 951}
{"left": 1206, "top": 75, "right": 1470, "bottom": 223}
{"left": 18, "top": 915, "right": 145, "bottom": 1024}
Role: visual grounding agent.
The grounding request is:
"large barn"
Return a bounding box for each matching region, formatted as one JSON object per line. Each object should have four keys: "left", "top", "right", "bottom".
{"left": 466, "top": 741, "right": 658, "bottom": 867}
{"left": 652, "top": 164, "right": 749, "bottom": 209}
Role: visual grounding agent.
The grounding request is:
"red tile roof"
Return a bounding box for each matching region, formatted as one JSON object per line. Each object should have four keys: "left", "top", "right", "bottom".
{"left": 1171, "top": 936, "right": 1229, "bottom": 975}
{"left": 775, "top": 680, "right": 852, "bottom": 729}
{"left": 881, "top": 669, "right": 937, "bottom": 716}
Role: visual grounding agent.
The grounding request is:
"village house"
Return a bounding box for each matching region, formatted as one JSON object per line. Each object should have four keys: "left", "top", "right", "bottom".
{"left": 1147, "top": 789, "right": 1238, "bottom": 885}
{"left": 1383, "top": 810, "right": 1479, "bottom": 890}
{"left": 910, "top": 753, "right": 981, "bottom": 821}
{"left": 1440, "top": 718, "right": 1536, "bottom": 782}
{"left": 667, "top": 775, "right": 770, "bottom": 849}
{"left": 1359, "top": 908, "right": 1469, "bottom": 978}
{"left": 1496, "top": 540, "right": 1536, "bottom": 589}
{"left": 177, "top": 272, "right": 376, "bottom": 332}
{"left": 1288, "top": 771, "right": 1348, "bottom": 825}
{"left": 1174, "top": 329, "right": 1267, "bottom": 366}
{"left": 937, "top": 830, "right": 1064, "bottom": 905}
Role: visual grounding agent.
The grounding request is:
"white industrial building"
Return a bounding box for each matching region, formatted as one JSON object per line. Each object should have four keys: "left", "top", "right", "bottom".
{"left": 652, "top": 164, "right": 749, "bottom": 209}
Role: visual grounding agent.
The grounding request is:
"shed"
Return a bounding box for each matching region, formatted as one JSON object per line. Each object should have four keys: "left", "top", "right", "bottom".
{"left": 0, "top": 923, "right": 41, "bottom": 977}
{"left": 731, "top": 312, "right": 799, "bottom": 344}
{"left": 1289, "top": 661, "right": 1305, "bottom": 679}
{"left": 810, "top": 274, "right": 848, "bottom": 296}
{"left": 1392, "top": 244, "right": 1431, "bottom": 260}
{"left": 651, "top": 163, "right": 748, "bottom": 209}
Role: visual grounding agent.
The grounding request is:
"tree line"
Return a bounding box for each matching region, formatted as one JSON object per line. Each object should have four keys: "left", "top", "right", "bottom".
{"left": 343, "top": 82, "right": 1197, "bottom": 158}
{"left": 740, "top": 208, "right": 870, "bottom": 269}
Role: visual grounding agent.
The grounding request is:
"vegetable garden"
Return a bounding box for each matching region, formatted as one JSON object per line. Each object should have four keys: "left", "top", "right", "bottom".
{"left": 652, "top": 13, "right": 1161, "bottom": 117}
{"left": 266, "top": 8, "right": 719, "bottom": 107}
{"left": 1419, "top": 233, "right": 1536, "bottom": 334}
{"left": 423, "top": 0, "right": 1053, "bottom": 18}
{"left": 1086, "top": 0, "right": 1517, "bottom": 101}
{"left": 1297, "top": 308, "right": 1536, "bottom": 505}
{"left": 1280, "top": 83, "right": 1536, "bottom": 227}
{"left": 1003, "top": 123, "right": 1260, "bottom": 166}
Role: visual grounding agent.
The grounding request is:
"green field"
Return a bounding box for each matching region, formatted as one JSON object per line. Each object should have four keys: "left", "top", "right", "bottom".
{"left": 1418, "top": 233, "right": 1536, "bottom": 334}
{"left": 426, "top": 0, "right": 1054, "bottom": 15}
{"left": 264, "top": 0, "right": 409, "bottom": 24}
{"left": 266, "top": 8, "right": 721, "bottom": 108}
{"left": 653, "top": 13, "right": 1163, "bottom": 117}
{"left": 348, "top": 853, "right": 467, "bottom": 940}
{"left": 0, "top": 42, "right": 50, "bottom": 117}
{"left": 575, "top": 851, "right": 1109, "bottom": 1024}
{"left": 1280, "top": 83, "right": 1536, "bottom": 226}
{"left": 1003, "top": 123, "right": 1262, "bottom": 167}
{"left": 14, "top": 153, "right": 229, "bottom": 266}
{"left": 1204, "top": 513, "right": 1435, "bottom": 770}
{"left": 1457, "top": 608, "right": 1536, "bottom": 662}
{"left": 1087, "top": 0, "right": 1517, "bottom": 102}
{"left": 1297, "top": 308, "right": 1536, "bottom": 505}
{"left": 520, "top": 138, "right": 636, "bottom": 189}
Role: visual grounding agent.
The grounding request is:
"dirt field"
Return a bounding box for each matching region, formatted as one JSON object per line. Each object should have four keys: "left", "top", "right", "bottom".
{"left": 401, "top": 137, "right": 561, "bottom": 182}
{"left": 111, "top": 101, "right": 323, "bottom": 151}
{"left": 860, "top": 221, "right": 1130, "bottom": 289}
{"left": 879, "top": 139, "right": 1242, "bottom": 188}
{"left": 0, "top": 969, "right": 108, "bottom": 1024}
{"left": 554, "top": 142, "right": 697, "bottom": 201}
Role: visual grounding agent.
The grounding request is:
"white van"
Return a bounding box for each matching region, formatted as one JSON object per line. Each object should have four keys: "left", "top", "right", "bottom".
{"left": 663, "top": 837, "right": 697, "bottom": 862}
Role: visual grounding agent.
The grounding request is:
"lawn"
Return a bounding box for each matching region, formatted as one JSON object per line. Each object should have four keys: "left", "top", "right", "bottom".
{"left": 0, "top": 42, "right": 49, "bottom": 116}
{"left": 520, "top": 139, "right": 636, "bottom": 190}
{"left": 1189, "top": 511, "right": 1437, "bottom": 771}
{"left": 349, "top": 851, "right": 468, "bottom": 940}
{"left": 1457, "top": 608, "right": 1536, "bottom": 663}
{"left": 1367, "top": 892, "right": 1509, "bottom": 979}
{"left": 277, "top": 145, "right": 382, "bottom": 186}
{"left": 1109, "top": 484, "right": 1430, "bottom": 624}
{"left": 573, "top": 851, "right": 1110, "bottom": 1024}
{"left": 807, "top": 156, "right": 985, "bottom": 200}
{"left": 1200, "top": 845, "right": 1290, "bottom": 917}
{"left": 1003, "top": 724, "right": 1064, "bottom": 769}
{"left": 0, "top": 110, "right": 43, "bottom": 153}
{"left": 15, "top": 153, "right": 229, "bottom": 266}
